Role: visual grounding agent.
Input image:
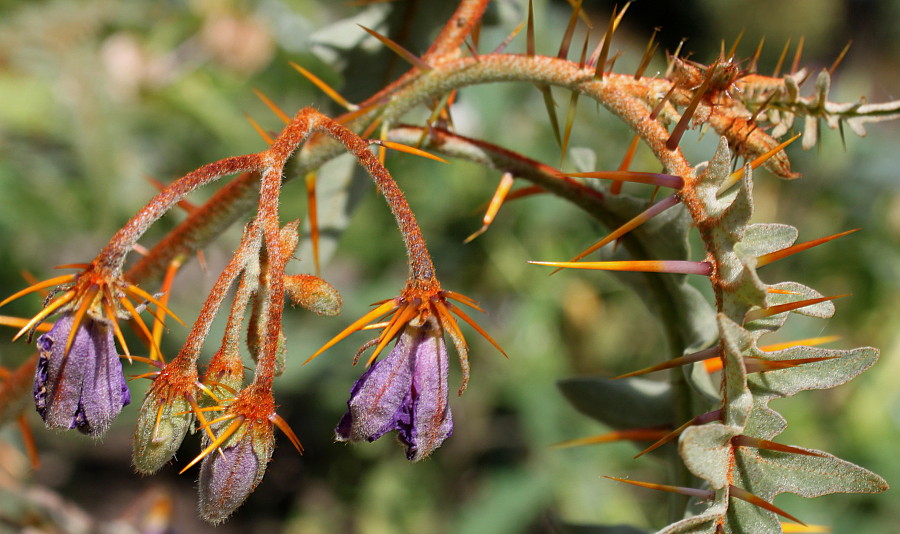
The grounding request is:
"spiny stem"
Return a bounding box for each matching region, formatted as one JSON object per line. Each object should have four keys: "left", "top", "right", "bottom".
{"left": 316, "top": 119, "right": 436, "bottom": 282}
{"left": 169, "top": 223, "right": 262, "bottom": 371}
{"left": 97, "top": 155, "right": 261, "bottom": 276}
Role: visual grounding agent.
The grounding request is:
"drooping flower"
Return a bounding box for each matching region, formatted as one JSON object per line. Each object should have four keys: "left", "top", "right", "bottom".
{"left": 308, "top": 279, "right": 505, "bottom": 461}
{"left": 2, "top": 262, "right": 183, "bottom": 438}
{"left": 336, "top": 317, "right": 453, "bottom": 461}
{"left": 33, "top": 314, "right": 130, "bottom": 437}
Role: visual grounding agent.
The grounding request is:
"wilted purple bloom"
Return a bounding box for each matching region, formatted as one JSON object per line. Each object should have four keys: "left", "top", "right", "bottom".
{"left": 336, "top": 318, "right": 453, "bottom": 461}
{"left": 34, "top": 313, "right": 130, "bottom": 436}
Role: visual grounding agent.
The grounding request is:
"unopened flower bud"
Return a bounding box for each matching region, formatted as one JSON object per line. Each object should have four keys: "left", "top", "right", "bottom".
{"left": 285, "top": 274, "right": 342, "bottom": 316}
{"left": 201, "top": 347, "right": 245, "bottom": 406}
{"left": 133, "top": 382, "right": 195, "bottom": 475}
{"left": 198, "top": 421, "right": 274, "bottom": 524}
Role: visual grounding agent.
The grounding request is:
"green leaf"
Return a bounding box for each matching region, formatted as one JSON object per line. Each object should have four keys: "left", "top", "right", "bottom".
{"left": 680, "top": 423, "right": 741, "bottom": 490}
{"left": 733, "top": 446, "right": 889, "bottom": 499}
{"left": 747, "top": 345, "right": 878, "bottom": 400}
{"left": 733, "top": 223, "right": 797, "bottom": 259}
{"left": 557, "top": 377, "right": 674, "bottom": 430}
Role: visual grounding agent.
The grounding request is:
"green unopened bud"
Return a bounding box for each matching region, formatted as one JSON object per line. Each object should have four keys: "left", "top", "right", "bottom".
{"left": 201, "top": 347, "right": 245, "bottom": 407}
{"left": 285, "top": 274, "right": 342, "bottom": 316}
{"left": 133, "top": 384, "right": 195, "bottom": 475}
{"left": 198, "top": 420, "right": 274, "bottom": 524}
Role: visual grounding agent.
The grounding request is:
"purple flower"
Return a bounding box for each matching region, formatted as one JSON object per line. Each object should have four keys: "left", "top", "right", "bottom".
{"left": 336, "top": 318, "right": 453, "bottom": 461}
{"left": 34, "top": 313, "right": 130, "bottom": 436}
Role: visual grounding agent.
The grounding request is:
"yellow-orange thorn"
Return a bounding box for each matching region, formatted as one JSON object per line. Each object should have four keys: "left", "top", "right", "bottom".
{"left": 552, "top": 428, "right": 668, "bottom": 449}
{"left": 550, "top": 194, "right": 681, "bottom": 275}
{"left": 366, "top": 302, "right": 419, "bottom": 367}
{"left": 305, "top": 172, "right": 321, "bottom": 276}
{"left": 531, "top": 260, "right": 713, "bottom": 276}
{"left": 371, "top": 140, "right": 449, "bottom": 163}
{"left": 270, "top": 413, "right": 304, "bottom": 455}
{"left": 443, "top": 290, "right": 486, "bottom": 313}
{"left": 305, "top": 299, "right": 400, "bottom": 364}
{"left": 179, "top": 416, "right": 244, "bottom": 474}
{"left": 107, "top": 295, "right": 133, "bottom": 363}
{"left": 729, "top": 485, "right": 805, "bottom": 525}
{"left": 614, "top": 346, "right": 719, "bottom": 379}
{"left": 118, "top": 295, "right": 161, "bottom": 358}
{"left": 118, "top": 354, "right": 164, "bottom": 368}
{"left": 757, "top": 229, "right": 859, "bottom": 267}
{"left": 759, "top": 335, "right": 840, "bottom": 352}
{"left": 444, "top": 300, "right": 507, "bottom": 358}
{"left": 124, "top": 284, "right": 185, "bottom": 326}
{"left": 719, "top": 133, "right": 803, "bottom": 193}
{"left": 289, "top": 61, "right": 358, "bottom": 111}
{"left": 0, "top": 274, "right": 76, "bottom": 309}
{"left": 612, "top": 135, "right": 641, "bottom": 195}
{"left": 358, "top": 25, "right": 432, "bottom": 71}
{"left": 604, "top": 476, "right": 715, "bottom": 500}
{"left": 148, "top": 258, "right": 183, "bottom": 363}
{"left": 12, "top": 291, "right": 75, "bottom": 342}
{"left": 0, "top": 315, "right": 53, "bottom": 333}
{"left": 782, "top": 523, "right": 831, "bottom": 533}
{"left": 128, "top": 372, "right": 161, "bottom": 381}
{"left": 634, "top": 409, "right": 721, "bottom": 459}
{"left": 465, "top": 172, "right": 514, "bottom": 244}
{"left": 245, "top": 113, "right": 275, "bottom": 145}
{"left": 768, "top": 288, "right": 802, "bottom": 295}
{"left": 251, "top": 88, "right": 290, "bottom": 124}
{"left": 744, "top": 294, "right": 848, "bottom": 323}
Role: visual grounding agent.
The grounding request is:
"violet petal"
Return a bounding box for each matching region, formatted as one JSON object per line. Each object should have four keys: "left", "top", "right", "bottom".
{"left": 34, "top": 314, "right": 130, "bottom": 437}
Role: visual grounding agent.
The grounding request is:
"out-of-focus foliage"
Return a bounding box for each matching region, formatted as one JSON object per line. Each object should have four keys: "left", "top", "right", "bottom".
{"left": 0, "top": 1, "right": 897, "bottom": 532}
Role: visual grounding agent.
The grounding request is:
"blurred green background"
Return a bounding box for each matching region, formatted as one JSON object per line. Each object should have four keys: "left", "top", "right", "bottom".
{"left": 0, "top": 0, "right": 898, "bottom": 532}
